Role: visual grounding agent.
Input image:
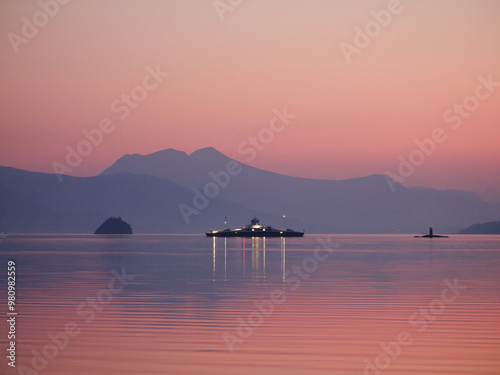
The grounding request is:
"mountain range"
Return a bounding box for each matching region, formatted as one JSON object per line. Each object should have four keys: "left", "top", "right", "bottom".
{"left": 1, "top": 147, "right": 498, "bottom": 233}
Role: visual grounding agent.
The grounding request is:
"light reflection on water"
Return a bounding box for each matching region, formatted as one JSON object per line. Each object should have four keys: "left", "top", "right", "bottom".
{"left": 0, "top": 234, "right": 499, "bottom": 374}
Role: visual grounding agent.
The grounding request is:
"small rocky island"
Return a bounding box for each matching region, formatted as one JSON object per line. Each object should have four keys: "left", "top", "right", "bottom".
{"left": 94, "top": 217, "right": 133, "bottom": 234}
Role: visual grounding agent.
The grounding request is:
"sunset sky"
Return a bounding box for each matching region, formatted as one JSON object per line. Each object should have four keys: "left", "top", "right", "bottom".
{"left": 1, "top": 0, "right": 499, "bottom": 194}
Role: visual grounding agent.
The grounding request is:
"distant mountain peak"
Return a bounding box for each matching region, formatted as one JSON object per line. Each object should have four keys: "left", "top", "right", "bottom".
{"left": 102, "top": 148, "right": 188, "bottom": 174}
{"left": 189, "top": 147, "right": 230, "bottom": 162}
{"left": 119, "top": 147, "right": 220, "bottom": 160}
{"left": 189, "top": 146, "right": 218, "bottom": 156}
{"left": 149, "top": 148, "right": 188, "bottom": 157}
{"left": 99, "top": 146, "right": 233, "bottom": 188}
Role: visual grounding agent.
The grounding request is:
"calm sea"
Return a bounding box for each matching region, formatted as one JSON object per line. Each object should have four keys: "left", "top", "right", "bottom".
{"left": 0, "top": 234, "right": 499, "bottom": 374}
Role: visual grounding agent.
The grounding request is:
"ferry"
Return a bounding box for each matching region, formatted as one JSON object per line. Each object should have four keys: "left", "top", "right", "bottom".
{"left": 206, "top": 217, "right": 304, "bottom": 237}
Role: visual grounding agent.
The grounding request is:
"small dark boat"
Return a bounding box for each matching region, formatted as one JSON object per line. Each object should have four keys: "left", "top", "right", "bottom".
{"left": 414, "top": 227, "right": 448, "bottom": 238}
{"left": 206, "top": 217, "right": 304, "bottom": 238}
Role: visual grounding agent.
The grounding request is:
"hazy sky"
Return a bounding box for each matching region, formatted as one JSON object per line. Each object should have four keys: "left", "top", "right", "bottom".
{"left": 1, "top": 0, "right": 499, "bottom": 194}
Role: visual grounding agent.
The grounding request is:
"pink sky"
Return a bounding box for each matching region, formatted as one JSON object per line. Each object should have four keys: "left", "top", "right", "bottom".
{"left": 0, "top": 0, "right": 499, "bottom": 195}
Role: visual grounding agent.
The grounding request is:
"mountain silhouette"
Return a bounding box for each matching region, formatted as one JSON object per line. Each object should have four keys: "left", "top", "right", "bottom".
{"left": 100, "top": 147, "right": 499, "bottom": 233}
{"left": 1, "top": 147, "right": 498, "bottom": 233}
